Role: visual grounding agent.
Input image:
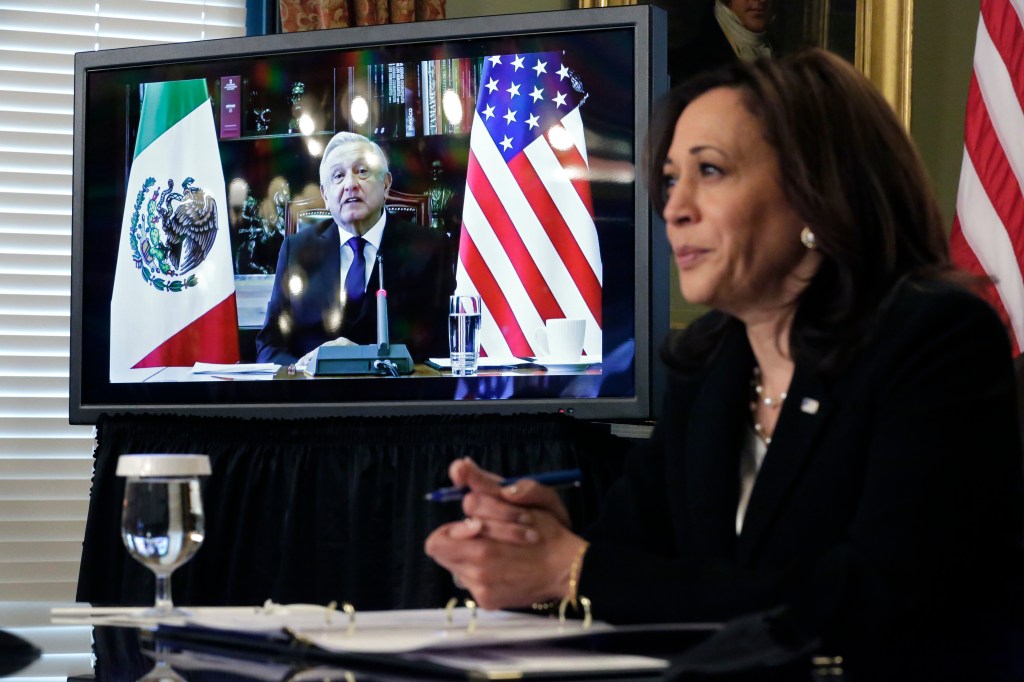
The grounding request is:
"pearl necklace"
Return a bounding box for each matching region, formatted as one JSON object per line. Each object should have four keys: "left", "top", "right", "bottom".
{"left": 751, "top": 367, "right": 786, "bottom": 444}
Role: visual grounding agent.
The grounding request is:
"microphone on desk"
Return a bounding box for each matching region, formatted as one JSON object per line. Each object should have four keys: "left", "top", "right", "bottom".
{"left": 313, "top": 253, "right": 413, "bottom": 377}
{"left": 376, "top": 254, "right": 390, "bottom": 357}
{"left": 373, "top": 254, "right": 399, "bottom": 377}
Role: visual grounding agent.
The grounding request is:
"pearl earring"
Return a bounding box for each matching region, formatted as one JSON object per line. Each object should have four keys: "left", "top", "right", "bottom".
{"left": 800, "top": 226, "right": 817, "bottom": 250}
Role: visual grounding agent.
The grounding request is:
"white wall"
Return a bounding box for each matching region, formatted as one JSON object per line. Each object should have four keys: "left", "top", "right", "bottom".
{"left": 910, "top": 0, "right": 978, "bottom": 229}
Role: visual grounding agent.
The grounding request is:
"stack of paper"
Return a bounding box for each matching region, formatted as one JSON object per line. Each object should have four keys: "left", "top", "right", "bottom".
{"left": 52, "top": 604, "right": 686, "bottom": 678}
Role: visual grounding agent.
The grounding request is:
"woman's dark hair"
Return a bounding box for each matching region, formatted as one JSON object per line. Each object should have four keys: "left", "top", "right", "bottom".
{"left": 652, "top": 48, "right": 953, "bottom": 376}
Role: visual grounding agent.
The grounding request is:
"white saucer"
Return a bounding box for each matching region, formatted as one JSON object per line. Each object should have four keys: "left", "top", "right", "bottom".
{"left": 531, "top": 356, "right": 602, "bottom": 370}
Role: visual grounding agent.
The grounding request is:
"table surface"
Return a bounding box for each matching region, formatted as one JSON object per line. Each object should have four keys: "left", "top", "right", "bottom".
{"left": 1, "top": 601, "right": 810, "bottom": 682}
{"left": 142, "top": 360, "right": 603, "bottom": 382}
{"left": 9, "top": 601, "right": 1020, "bottom": 681}
{"left": 3, "top": 602, "right": 93, "bottom": 681}
{"left": 5, "top": 601, "right": 680, "bottom": 681}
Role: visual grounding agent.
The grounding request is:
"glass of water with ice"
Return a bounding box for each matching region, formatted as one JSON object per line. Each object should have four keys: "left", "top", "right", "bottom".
{"left": 117, "top": 454, "right": 210, "bottom": 616}
{"left": 449, "top": 295, "right": 482, "bottom": 376}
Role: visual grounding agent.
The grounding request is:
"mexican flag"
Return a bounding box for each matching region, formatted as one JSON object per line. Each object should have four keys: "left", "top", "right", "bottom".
{"left": 109, "top": 79, "right": 240, "bottom": 382}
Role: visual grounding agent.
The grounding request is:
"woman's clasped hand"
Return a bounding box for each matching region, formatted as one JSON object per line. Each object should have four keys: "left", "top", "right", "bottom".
{"left": 424, "top": 457, "right": 588, "bottom": 610}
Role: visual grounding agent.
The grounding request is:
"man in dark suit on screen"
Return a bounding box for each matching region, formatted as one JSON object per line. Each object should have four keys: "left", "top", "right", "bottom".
{"left": 255, "top": 132, "right": 454, "bottom": 365}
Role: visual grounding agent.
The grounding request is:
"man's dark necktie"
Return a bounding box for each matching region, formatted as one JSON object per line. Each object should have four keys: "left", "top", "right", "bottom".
{"left": 344, "top": 236, "right": 366, "bottom": 309}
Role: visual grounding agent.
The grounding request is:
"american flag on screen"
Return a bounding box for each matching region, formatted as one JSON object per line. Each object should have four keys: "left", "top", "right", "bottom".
{"left": 453, "top": 52, "right": 602, "bottom": 359}
{"left": 949, "top": 0, "right": 1024, "bottom": 356}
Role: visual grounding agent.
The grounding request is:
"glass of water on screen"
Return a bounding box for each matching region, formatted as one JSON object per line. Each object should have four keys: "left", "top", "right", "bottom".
{"left": 449, "top": 295, "right": 482, "bottom": 376}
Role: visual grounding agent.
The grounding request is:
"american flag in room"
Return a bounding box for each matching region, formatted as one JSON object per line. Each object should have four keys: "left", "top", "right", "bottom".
{"left": 950, "top": 0, "right": 1024, "bottom": 356}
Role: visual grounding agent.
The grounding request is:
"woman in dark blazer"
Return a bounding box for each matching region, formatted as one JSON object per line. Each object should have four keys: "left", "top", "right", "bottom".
{"left": 425, "top": 50, "right": 1024, "bottom": 669}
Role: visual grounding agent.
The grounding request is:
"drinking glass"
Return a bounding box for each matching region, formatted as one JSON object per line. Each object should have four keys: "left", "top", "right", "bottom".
{"left": 138, "top": 643, "right": 186, "bottom": 682}
{"left": 117, "top": 454, "right": 211, "bottom": 617}
{"left": 449, "top": 295, "right": 482, "bottom": 376}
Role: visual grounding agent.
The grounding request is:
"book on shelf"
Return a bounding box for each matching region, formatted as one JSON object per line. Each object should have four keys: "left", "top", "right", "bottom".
{"left": 348, "top": 61, "right": 457, "bottom": 139}
{"left": 218, "top": 75, "right": 242, "bottom": 139}
{"left": 418, "top": 57, "right": 481, "bottom": 137}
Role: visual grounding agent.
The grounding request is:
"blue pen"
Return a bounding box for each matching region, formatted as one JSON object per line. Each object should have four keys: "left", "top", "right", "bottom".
{"left": 424, "top": 468, "right": 582, "bottom": 503}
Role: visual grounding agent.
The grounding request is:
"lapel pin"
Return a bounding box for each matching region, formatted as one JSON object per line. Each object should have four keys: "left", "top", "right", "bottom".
{"left": 800, "top": 398, "right": 820, "bottom": 415}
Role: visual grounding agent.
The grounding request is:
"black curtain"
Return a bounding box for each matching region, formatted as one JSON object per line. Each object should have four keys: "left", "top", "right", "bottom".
{"left": 77, "top": 413, "right": 629, "bottom": 610}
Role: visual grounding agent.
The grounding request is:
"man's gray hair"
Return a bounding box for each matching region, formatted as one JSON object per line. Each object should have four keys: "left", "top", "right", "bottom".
{"left": 319, "top": 132, "right": 390, "bottom": 184}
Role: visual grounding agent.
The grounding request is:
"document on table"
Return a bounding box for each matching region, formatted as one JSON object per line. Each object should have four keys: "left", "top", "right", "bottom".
{"left": 186, "top": 606, "right": 612, "bottom": 653}
{"left": 146, "top": 632, "right": 669, "bottom": 680}
{"left": 52, "top": 604, "right": 615, "bottom": 649}
{"left": 191, "top": 362, "right": 279, "bottom": 375}
{"left": 425, "top": 356, "right": 538, "bottom": 370}
{"left": 54, "top": 603, "right": 715, "bottom": 678}
{"left": 404, "top": 644, "right": 670, "bottom": 677}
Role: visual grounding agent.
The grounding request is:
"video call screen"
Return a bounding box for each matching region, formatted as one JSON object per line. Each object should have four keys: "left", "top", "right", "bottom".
{"left": 71, "top": 7, "right": 664, "bottom": 422}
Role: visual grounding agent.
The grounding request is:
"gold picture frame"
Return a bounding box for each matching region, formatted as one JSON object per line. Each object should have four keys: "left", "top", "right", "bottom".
{"left": 856, "top": 0, "right": 914, "bottom": 128}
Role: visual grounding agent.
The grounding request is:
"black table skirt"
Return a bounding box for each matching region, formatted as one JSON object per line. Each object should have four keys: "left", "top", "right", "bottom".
{"left": 76, "top": 412, "right": 630, "bottom": 610}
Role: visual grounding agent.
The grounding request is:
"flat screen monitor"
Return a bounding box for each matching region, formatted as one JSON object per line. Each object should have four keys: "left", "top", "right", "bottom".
{"left": 69, "top": 5, "right": 669, "bottom": 424}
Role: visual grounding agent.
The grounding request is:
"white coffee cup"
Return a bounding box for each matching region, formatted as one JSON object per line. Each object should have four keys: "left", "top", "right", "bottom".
{"left": 533, "top": 318, "right": 586, "bottom": 363}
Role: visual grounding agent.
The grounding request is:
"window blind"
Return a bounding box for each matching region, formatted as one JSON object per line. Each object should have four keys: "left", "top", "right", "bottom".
{"left": 0, "top": 0, "right": 245, "bottom": 602}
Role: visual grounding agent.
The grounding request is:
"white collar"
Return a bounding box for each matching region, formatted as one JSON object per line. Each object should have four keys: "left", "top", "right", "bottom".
{"left": 714, "top": 1, "right": 772, "bottom": 62}
{"left": 338, "top": 210, "right": 386, "bottom": 250}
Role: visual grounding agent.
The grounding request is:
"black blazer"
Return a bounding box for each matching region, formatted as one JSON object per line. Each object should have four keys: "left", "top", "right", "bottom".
{"left": 255, "top": 217, "right": 454, "bottom": 363}
{"left": 580, "top": 280, "right": 1024, "bottom": 653}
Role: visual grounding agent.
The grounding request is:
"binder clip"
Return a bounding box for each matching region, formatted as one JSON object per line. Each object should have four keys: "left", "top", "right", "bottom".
{"left": 558, "top": 595, "right": 592, "bottom": 630}
{"left": 444, "top": 597, "right": 478, "bottom": 633}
